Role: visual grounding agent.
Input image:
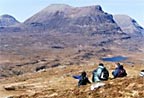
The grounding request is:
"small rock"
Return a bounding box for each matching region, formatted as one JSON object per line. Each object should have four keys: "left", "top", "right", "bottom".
{"left": 48, "top": 93, "right": 58, "bottom": 97}
{"left": 4, "top": 85, "right": 16, "bottom": 91}
{"left": 36, "top": 65, "right": 47, "bottom": 72}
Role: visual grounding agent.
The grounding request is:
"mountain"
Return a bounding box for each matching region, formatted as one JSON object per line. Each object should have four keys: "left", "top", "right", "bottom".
{"left": 0, "top": 14, "right": 20, "bottom": 27}
{"left": 113, "top": 15, "right": 144, "bottom": 36}
{"left": 24, "top": 4, "right": 123, "bottom": 36}
{"left": 0, "top": 4, "right": 144, "bottom": 78}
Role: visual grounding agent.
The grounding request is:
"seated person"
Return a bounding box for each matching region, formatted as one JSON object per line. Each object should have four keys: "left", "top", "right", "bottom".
{"left": 78, "top": 71, "right": 91, "bottom": 86}
{"left": 112, "top": 63, "right": 127, "bottom": 78}
{"left": 92, "top": 63, "right": 109, "bottom": 82}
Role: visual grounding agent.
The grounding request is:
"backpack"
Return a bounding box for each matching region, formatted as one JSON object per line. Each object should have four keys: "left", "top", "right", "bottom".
{"left": 100, "top": 68, "right": 109, "bottom": 80}
{"left": 118, "top": 69, "right": 127, "bottom": 77}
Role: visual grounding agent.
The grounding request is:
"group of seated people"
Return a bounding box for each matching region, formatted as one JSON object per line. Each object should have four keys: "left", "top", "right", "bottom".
{"left": 74, "top": 62, "right": 127, "bottom": 86}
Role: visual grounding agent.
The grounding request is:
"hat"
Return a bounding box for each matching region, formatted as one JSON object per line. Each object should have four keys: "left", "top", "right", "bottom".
{"left": 81, "top": 71, "right": 86, "bottom": 77}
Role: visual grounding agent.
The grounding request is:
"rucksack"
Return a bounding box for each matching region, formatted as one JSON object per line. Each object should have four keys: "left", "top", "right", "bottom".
{"left": 100, "top": 68, "right": 109, "bottom": 80}
{"left": 118, "top": 69, "right": 127, "bottom": 77}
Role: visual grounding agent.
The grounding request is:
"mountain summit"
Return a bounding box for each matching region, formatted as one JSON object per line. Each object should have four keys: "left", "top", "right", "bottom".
{"left": 0, "top": 14, "right": 20, "bottom": 27}
{"left": 24, "top": 5, "right": 122, "bottom": 35}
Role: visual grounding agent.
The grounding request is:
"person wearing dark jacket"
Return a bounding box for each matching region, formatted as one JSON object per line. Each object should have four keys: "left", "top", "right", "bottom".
{"left": 78, "top": 71, "right": 91, "bottom": 86}
{"left": 112, "top": 63, "right": 127, "bottom": 78}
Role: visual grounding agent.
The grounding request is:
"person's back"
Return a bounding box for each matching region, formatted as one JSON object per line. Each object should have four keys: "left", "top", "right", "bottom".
{"left": 92, "top": 63, "right": 109, "bottom": 82}
{"left": 78, "top": 71, "right": 91, "bottom": 86}
{"left": 112, "top": 63, "right": 127, "bottom": 78}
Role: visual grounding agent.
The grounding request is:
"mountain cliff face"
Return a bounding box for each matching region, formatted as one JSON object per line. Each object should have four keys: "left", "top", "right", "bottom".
{"left": 113, "top": 15, "right": 144, "bottom": 36}
{"left": 24, "top": 4, "right": 122, "bottom": 35}
{"left": 0, "top": 14, "right": 19, "bottom": 27}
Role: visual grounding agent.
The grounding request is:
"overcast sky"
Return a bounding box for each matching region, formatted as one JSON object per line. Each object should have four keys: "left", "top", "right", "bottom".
{"left": 0, "top": 0, "right": 143, "bottom": 27}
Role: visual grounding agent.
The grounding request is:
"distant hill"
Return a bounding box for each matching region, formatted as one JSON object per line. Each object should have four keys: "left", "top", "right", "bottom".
{"left": 113, "top": 15, "right": 144, "bottom": 37}
{"left": 0, "top": 14, "right": 22, "bottom": 32}
{"left": 0, "top": 14, "right": 20, "bottom": 27}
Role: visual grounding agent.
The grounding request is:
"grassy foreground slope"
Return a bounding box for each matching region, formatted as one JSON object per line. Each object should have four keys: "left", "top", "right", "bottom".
{"left": 0, "top": 63, "right": 143, "bottom": 98}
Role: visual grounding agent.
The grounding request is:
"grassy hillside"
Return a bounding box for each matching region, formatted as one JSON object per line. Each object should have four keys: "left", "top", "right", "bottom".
{"left": 0, "top": 63, "right": 143, "bottom": 98}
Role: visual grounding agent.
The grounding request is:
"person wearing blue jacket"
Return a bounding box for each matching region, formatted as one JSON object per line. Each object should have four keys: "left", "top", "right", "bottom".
{"left": 112, "top": 63, "right": 127, "bottom": 78}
